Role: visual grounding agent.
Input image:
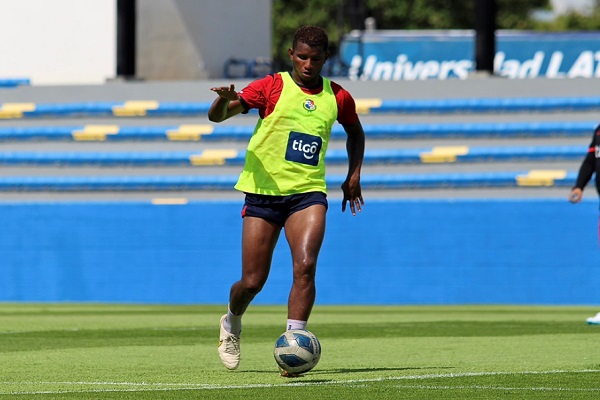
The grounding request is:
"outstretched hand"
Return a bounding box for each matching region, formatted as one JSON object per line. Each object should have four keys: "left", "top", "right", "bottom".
{"left": 210, "top": 84, "right": 239, "bottom": 101}
{"left": 341, "top": 179, "right": 364, "bottom": 216}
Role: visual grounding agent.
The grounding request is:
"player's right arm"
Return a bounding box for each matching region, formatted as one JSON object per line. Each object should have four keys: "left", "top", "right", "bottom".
{"left": 208, "top": 84, "right": 246, "bottom": 122}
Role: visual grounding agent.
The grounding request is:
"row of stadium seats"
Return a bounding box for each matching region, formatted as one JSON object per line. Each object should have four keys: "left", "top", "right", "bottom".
{"left": 0, "top": 146, "right": 586, "bottom": 165}
{"left": 0, "top": 121, "right": 596, "bottom": 141}
{"left": 0, "top": 78, "right": 30, "bottom": 88}
{"left": 0, "top": 170, "right": 577, "bottom": 191}
{"left": 2, "top": 96, "right": 600, "bottom": 118}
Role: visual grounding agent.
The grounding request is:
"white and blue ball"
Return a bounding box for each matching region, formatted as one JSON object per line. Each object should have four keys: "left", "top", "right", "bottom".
{"left": 273, "top": 329, "right": 321, "bottom": 374}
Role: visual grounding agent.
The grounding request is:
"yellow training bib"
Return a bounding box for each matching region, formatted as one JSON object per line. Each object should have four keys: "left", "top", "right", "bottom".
{"left": 235, "top": 72, "right": 338, "bottom": 195}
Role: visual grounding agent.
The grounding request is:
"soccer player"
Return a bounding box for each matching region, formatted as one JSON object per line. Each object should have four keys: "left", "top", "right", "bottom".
{"left": 568, "top": 124, "right": 600, "bottom": 325}
{"left": 208, "top": 26, "right": 365, "bottom": 371}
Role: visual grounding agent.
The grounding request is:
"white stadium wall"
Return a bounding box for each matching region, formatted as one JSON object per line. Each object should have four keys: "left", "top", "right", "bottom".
{"left": 0, "top": 0, "right": 271, "bottom": 85}
{"left": 0, "top": 0, "right": 116, "bottom": 85}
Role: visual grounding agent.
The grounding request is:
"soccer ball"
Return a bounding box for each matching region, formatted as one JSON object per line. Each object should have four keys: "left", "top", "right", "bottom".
{"left": 273, "top": 329, "right": 321, "bottom": 375}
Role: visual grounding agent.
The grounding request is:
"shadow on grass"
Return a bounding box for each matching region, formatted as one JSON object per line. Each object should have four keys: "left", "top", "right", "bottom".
{"left": 319, "top": 366, "right": 455, "bottom": 374}
{"left": 246, "top": 365, "right": 455, "bottom": 378}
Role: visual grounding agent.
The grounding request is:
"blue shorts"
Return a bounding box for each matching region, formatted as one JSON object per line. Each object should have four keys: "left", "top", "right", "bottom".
{"left": 241, "top": 192, "right": 328, "bottom": 227}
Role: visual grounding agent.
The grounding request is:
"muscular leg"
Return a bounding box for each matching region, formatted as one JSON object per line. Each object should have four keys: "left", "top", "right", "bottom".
{"left": 229, "top": 216, "right": 281, "bottom": 316}
{"left": 284, "top": 204, "right": 326, "bottom": 321}
{"left": 219, "top": 216, "right": 280, "bottom": 370}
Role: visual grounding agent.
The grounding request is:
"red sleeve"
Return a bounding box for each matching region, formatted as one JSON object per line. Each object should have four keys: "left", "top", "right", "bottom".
{"left": 237, "top": 74, "right": 283, "bottom": 119}
{"left": 331, "top": 81, "right": 359, "bottom": 126}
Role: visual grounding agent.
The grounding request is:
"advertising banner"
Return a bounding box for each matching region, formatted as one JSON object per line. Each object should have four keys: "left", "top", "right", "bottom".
{"left": 340, "top": 30, "right": 600, "bottom": 80}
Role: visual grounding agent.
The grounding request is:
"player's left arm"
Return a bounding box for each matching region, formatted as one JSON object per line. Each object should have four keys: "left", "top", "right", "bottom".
{"left": 341, "top": 120, "right": 365, "bottom": 215}
{"left": 333, "top": 84, "right": 364, "bottom": 215}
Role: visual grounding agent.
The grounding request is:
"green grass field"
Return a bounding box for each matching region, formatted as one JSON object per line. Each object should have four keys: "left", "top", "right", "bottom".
{"left": 0, "top": 304, "right": 598, "bottom": 399}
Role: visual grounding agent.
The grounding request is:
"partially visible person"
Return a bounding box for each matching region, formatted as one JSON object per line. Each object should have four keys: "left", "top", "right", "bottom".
{"left": 586, "top": 312, "right": 600, "bottom": 325}
{"left": 568, "top": 124, "right": 600, "bottom": 325}
{"left": 208, "top": 25, "right": 365, "bottom": 371}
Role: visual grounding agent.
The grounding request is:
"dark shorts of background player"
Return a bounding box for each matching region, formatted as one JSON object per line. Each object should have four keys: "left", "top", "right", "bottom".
{"left": 241, "top": 192, "right": 328, "bottom": 227}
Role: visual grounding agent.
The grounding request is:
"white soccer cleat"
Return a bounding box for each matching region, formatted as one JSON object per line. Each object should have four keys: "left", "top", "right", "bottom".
{"left": 586, "top": 312, "right": 600, "bottom": 325}
{"left": 218, "top": 314, "right": 241, "bottom": 370}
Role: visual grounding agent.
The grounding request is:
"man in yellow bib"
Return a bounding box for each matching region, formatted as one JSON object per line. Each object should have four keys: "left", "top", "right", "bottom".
{"left": 208, "top": 25, "right": 365, "bottom": 373}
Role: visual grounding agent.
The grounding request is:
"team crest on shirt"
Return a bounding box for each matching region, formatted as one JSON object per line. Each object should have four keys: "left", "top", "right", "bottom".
{"left": 303, "top": 99, "right": 317, "bottom": 111}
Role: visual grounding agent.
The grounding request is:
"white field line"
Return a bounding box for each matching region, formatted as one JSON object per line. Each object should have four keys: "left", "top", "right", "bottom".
{"left": 1, "top": 369, "right": 599, "bottom": 395}
{"left": 392, "top": 385, "right": 600, "bottom": 392}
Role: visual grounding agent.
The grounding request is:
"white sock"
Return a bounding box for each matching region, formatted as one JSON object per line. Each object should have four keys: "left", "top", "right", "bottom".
{"left": 225, "top": 306, "right": 242, "bottom": 336}
{"left": 287, "top": 319, "right": 307, "bottom": 331}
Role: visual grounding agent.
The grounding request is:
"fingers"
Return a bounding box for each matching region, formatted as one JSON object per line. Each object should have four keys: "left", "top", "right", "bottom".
{"left": 210, "top": 84, "right": 235, "bottom": 90}
{"left": 210, "top": 84, "right": 236, "bottom": 94}
{"left": 569, "top": 189, "right": 582, "bottom": 203}
{"left": 352, "top": 196, "right": 364, "bottom": 215}
{"left": 569, "top": 192, "right": 581, "bottom": 203}
{"left": 341, "top": 196, "right": 364, "bottom": 216}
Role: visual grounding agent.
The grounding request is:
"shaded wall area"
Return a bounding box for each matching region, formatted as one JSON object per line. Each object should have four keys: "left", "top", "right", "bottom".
{"left": 0, "top": 199, "right": 597, "bottom": 305}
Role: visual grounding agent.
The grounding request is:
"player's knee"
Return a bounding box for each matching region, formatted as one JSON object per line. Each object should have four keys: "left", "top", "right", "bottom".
{"left": 293, "top": 259, "right": 317, "bottom": 282}
{"left": 241, "top": 279, "right": 265, "bottom": 296}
